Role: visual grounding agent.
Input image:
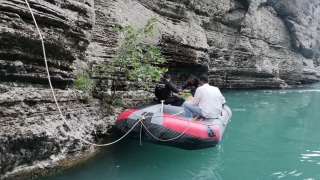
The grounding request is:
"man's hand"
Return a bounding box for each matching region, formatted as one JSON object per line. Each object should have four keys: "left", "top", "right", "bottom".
{"left": 172, "top": 93, "right": 179, "bottom": 97}
{"left": 182, "top": 89, "right": 190, "bottom": 93}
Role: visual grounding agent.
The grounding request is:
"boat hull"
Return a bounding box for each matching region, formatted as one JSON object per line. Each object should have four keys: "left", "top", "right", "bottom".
{"left": 115, "top": 104, "right": 232, "bottom": 150}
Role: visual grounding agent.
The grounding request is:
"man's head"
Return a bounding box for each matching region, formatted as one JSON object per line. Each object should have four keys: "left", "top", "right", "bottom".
{"left": 199, "top": 75, "right": 209, "bottom": 86}
{"left": 163, "top": 73, "right": 171, "bottom": 81}
{"left": 188, "top": 74, "right": 195, "bottom": 84}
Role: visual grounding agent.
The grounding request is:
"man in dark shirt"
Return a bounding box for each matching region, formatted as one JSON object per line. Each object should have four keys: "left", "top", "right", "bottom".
{"left": 182, "top": 74, "right": 200, "bottom": 96}
{"left": 155, "top": 74, "right": 185, "bottom": 106}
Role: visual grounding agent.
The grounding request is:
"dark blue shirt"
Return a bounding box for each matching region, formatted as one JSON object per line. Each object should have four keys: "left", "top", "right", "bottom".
{"left": 155, "top": 80, "right": 180, "bottom": 101}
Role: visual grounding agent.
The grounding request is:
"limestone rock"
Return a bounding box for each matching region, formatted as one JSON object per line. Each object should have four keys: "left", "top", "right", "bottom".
{"left": 1, "top": 0, "right": 320, "bottom": 179}
{"left": 87, "top": 0, "right": 319, "bottom": 89}
{"left": 0, "top": 0, "right": 113, "bottom": 179}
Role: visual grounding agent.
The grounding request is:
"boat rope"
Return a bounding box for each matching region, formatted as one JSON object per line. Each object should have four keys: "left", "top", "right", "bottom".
{"left": 128, "top": 110, "right": 192, "bottom": 142}
{"left": 142, "top": 118, "right": 191, "bottom": 142}
{"left": 140, "top": 120, "right": 143, "bottom": 145}
{"left": 24, "top": 0, "right": 146, "bottom": 147}
{"left": 123, "top": 110, "right": 193, "bottom": 142}
{"left": 24, "top": 0, "right": 192, "bottom": 146}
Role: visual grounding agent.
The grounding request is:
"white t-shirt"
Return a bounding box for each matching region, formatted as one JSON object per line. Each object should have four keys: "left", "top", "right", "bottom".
{"left": 192, "top": 84, "right": 226, "bottom": 118}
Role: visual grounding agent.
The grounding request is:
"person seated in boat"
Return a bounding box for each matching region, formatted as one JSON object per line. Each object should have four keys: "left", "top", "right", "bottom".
{"left": 182, "top": 74, "right": 199, "bottom": 96}
{"left": 155, "top": 73, "right": 185, "bottom": 106}
{"left": 183, "top": 75, "right": 226, "bottom": 119}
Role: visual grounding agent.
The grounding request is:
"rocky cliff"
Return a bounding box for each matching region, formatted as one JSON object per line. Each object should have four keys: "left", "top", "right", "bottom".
{"left": 0, "top": 0, "right": 115, "bottom": 179}
{"left": 1, "top": 0, "right": 320, "bottom": 179}
{"left": 95, "top": 0, "right": 320, "bottom": 88}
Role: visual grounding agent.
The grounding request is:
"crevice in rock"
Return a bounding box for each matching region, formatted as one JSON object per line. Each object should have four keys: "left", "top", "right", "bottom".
{"left": 138, "top": 0, "right": 187, "bottom": 20}
{"left": 0, "top": 4, "right": 70, "bottom": 30}
{"left": 0, "top": 74, "right": 73, "bottom": 88}
{"left": 258, "top": 2, "right": 272, "bottom": 9}
{"left": 85, "top": 1, "right": 92, "bottom": 7}
{"left": 27, "top": 3, "right": 68, "bottom": 21}
{"left": 234, "top": 0, "right": 249, "bottom": 11}
{"left": 282, "top": 19, "right": 315, "bottom": 59}
{"left": 229, "top": 71, "right": 275, "bottom": 78}
{"left": 212, "top": 17, "right": 244, "bottom": 29}
{"left": 0, "top": 32, "right": 76, "bottom": 62}
{"left": 43, "top": 0, "right": 55, "bottom": 5}
{"left": 0, "top": 55, "right": 74, "bottom": 72}
{"left": 60, "top": 3, "right": 88, "bottom": 17}
{"left": 169, "top": 63, "right": 208, "bottom": 84}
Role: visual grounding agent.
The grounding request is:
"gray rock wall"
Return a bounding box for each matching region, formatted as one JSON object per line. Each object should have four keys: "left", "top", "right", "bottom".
{"left": 89, "top": 0, "right": 319, "bottom": 88}
{"left": 1, "top": 0, "right": 320, "bottom": 179}
{"left": 0, "top": 0, "right": 115, "bottom": 179}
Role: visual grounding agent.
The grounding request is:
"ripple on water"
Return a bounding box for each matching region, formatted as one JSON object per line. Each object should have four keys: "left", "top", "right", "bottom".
{"left": 260, "top": 89, "right": 320, "bottom": 95}
{"left": 299, "top": 149, "right": 320, "bottom": 171}
{"left": 301, "top": 149, "right": 320, "bottom": 159}
{"left": 232, "top": 109, "right": 246, "bottom": 111}
{"left": 271, "top": 170, "right": 303, "bottom": 179}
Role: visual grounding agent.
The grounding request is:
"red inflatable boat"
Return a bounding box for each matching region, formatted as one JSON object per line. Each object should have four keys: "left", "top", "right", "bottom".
{"left": 115, "top": 103, "right": 232, "bottom": 150}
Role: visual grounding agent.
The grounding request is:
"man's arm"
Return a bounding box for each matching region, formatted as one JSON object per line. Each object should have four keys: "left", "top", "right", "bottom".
{"left": 192, "top": 88, "right": 201, "bottom": 105}
{"left": 172, "top": 92, "right": 179, "bottom": 97}
{"left": 168, "top": 82, "right": 180, "bottom": 93}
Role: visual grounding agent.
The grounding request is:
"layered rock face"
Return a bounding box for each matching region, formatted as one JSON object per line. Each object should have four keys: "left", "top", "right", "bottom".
{"left": 90, "top": 0, "right": 320, "bottom": 88}
{"left": 0, "top": 1, "right": 114, "bottom": 179}
{"left": 1, "top": 0, "right": 320, "bottom": 179}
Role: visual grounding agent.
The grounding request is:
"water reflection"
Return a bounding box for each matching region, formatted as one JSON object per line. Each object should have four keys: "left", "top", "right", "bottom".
{"left": 300, "top": 149, "right": 320, "bottom": 166}
{"left": 271, "top": 170, "right": 303, "bottom": 179}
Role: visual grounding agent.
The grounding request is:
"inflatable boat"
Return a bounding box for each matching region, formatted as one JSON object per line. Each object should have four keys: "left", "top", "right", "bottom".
{"left": 115, "top": 104, "right": 232, "bottom": 150}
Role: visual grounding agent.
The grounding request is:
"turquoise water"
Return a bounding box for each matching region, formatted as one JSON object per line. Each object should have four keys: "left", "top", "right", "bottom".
{"left": 40, "top": 83, "right": 320, "bottom": 180}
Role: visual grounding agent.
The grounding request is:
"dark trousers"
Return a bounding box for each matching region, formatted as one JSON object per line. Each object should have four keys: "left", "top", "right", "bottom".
{"left": 163, "top": 96, "right": 185, "bottom": 106}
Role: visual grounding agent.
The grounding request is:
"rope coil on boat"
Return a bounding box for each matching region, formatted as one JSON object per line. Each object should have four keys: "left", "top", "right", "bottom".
{"left": 24, "top": 0, "right": 193, "bottom": 146}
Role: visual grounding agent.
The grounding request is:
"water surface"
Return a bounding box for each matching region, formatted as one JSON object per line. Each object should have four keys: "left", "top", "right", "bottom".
{"left": 40, "top": 83, "right": 320, "bottom": 180}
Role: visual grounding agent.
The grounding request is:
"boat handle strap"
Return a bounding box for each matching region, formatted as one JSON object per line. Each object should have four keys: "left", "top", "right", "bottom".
{"left": 204, "top": 124, "right": 215, "bottom": 137}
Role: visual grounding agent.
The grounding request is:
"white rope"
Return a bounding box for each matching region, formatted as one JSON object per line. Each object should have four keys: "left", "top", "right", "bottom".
{"left": 24, "top": 0, "right": 191, "bottom": 146}
{"left": 140, "top": 121, "right": 143, "bottom": 145}
{"left": 142, "top": 119, "right": 191, "bottom": 142}
{"left": 129, "top": 110, "right": 192, "bottom": 142}
{"left": 145, "top": 111, "right": 184, "bottom": 119}
{"left": 24, "top": 0, "right": 144, "bottom": 147}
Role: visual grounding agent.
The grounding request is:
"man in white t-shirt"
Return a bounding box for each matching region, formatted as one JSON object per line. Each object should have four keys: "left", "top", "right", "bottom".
{"left": 183, "top": 75, "right": 226, "bottom": 119}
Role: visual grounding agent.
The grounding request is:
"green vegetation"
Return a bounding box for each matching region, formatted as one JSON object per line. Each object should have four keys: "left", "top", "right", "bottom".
{"left": 73, "top": 17, "right": 167, "bottom": 106}
{"left": 181, "top": 93, "right": 192, "bottom": 99}
{"left": 95, "top": 16, "right": 167, "bottom": 105}
{"left": 73, "top": 73, "right": 93, "bottom": 99}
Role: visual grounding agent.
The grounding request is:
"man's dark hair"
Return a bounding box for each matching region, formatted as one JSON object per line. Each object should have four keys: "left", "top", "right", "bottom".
{"left": 199, "top": 75, "right": 209, "bottom": 83}
{"left": 189, "top": 74, "right": 194, "bottom": 78}
{"left": 163, "top": 73, "right": 171, "bottom": 79}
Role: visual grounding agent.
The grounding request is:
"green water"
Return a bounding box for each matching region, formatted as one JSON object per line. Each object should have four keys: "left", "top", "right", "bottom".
{"left": 40, "top": 83, "right": 320, "bottom": 180}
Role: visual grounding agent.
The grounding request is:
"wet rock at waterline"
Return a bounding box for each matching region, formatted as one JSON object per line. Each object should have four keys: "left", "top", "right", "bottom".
{"left": 0, "top": 0, "right": 114, "bottom": 179}
{"left": 1, "top": 0, "right": 320, "bottom": 179}
{"left": 0, "top": 88, "right": 118, "bottom": 179}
